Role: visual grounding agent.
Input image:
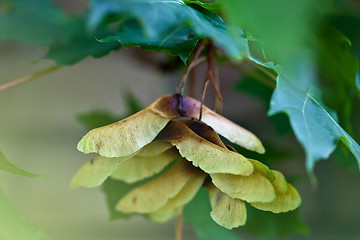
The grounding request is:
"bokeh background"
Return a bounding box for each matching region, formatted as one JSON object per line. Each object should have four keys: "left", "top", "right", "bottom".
{"left": 1, "top": 42, "right": 360, "bottom": 240}
{"left": 1, "top": 1, "right": 360, "bottom": 239}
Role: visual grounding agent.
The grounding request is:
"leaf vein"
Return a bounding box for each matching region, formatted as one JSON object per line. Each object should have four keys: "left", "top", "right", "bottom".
{"left": 302, "top": 95, "right": 313, "bottom": 153}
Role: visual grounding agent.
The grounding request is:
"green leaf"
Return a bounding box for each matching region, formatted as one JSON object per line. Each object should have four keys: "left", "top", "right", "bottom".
{"left": 0, "top": 0, "right": 120, "bottom": 65}
{"left": 0, "top": 0, "right": 75, "bottom": 45}
{"left": 269, "top": 68, "right": 360, "bottom": 173}
{"left": 101, "top": 20, "right": 199, "bottom": 63}
{"left": 183, "top": 0, "right": 221, "bottom": 13}
{"left": 90, "top": 0, "right": 249, "bottom": 62}
{"left": 0, "top": 149, "right": 43, "bottom": 178}
{"left": 243, "top": 205, "right": 309, "bottom": 238}
{"left": 44, "top": 32, "right": 121, "bottom": 66}
{"left": 44, "top": 19, "right": 121, "bottom": 65}
{"left": 0, "top": 184, "right": 45, "bottom": 240}
{"left": 184, "top": 187, "right": 239, "bottom": 240}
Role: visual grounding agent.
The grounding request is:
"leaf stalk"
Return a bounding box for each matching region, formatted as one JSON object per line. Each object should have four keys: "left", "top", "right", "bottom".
{"left": 0, "top": 65, "right": 62, "bottom": 92}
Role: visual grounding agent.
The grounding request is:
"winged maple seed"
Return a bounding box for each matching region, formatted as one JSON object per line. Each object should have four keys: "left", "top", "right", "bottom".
{"left": 71, "top": 94, "right": 301, "bottom": 229}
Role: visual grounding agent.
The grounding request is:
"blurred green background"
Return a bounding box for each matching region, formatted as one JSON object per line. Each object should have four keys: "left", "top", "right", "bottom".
{"left": 1, "top": 0, "right": 360, "bottom": 239}
{"left": 1, "top": 42, "right": 360, "bottom": 239}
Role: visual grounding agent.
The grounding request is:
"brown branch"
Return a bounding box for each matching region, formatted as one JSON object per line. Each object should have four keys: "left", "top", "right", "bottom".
{"left": 0, "top": 65, "right": 62, "bottom": 92}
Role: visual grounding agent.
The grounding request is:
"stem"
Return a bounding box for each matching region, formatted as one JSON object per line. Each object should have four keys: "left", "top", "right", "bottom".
{"left": 211, "top": 56, "right": 222, "bottom": 114}
{"left": 176, "top": 57, "right": 206, "bottom": 94}
{"left": 0, "top": 65, "right": 62, "bottom": 92}
{"left": 199, "top": 42, "right": 214, "bottom": 121}
{"left": 176, "top": 44, "right": 205, "bottom": 93}
{"left": 175, "top": 211, "right": 183, "bottom": 240}
{"left": 199, "top": 76, "right": 210, "bottom": 121}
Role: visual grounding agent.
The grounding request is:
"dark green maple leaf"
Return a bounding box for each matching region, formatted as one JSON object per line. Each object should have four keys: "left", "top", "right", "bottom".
{"left": 44, "top": 19, "right": 121, "bottom": 65}
{"left": 100, "top": 20, "right": 199, "bottom": 63}
{"left": 183, "top": 0, "right": 221, "bottom": 13}
{"left": 269, "top": 67, "right": 360, "bottom": 174}
{"left": 90, "top": 0, "right": 249, "bottom": 62}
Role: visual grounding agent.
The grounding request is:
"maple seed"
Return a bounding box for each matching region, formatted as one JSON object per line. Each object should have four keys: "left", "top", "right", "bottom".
{"left": 72, "top": 94, "right": 301, "bottom": 229}
{"left": 77, "top": 94, "right": 265, "bottom": 159}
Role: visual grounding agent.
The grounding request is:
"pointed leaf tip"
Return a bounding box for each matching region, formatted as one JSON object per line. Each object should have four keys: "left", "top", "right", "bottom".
{"left": 0, "top": 150, "right": 44, "bottom": 178}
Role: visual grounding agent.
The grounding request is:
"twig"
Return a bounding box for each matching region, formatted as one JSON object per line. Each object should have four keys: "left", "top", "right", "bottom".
{"left": 211, "top": 56, "right": 222, "bottom": 114}
{"left": 175, "top": 212, "right": 183, "bottom": 240}
{"left": 0, "top": 65, "right": 62, "bottom": 92}
{"left": 199, "top": 42, "right": 214, "bottom": 121}
{"left": 176, "top": 44, "right": 205, "bottom": 93}
{"left": 199, "top": 76, "right": 210, "bottom": 121}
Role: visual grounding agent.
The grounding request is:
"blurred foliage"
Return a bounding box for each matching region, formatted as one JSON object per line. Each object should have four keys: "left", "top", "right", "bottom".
{"left": 0, "top": 145, "right": 45, "bottom": 239}
{"left": 0, "top": 0, "right": 120, "bottom": 65}
{"left": 0, "top": 186, "right": 45, "bottom": 240}
{"left": 235, "top": 74, "right": 292, "bottom": 136}
{"left": 0, "top": 149, "right": 43, "bottom": 177}
{"left": 315, "top": 23, "right": 359, "bottom": 133}
{"left": 220, "top": 0, "right": 316, "bottom": 66}
{"left": 1, "top": 0, "right": 360, "bottom": 239}
{"left": 244, "top": 204, "right": 310, "bottom": 238}
{"left": 0, "top": 0, "right": 75, "bottom": 45}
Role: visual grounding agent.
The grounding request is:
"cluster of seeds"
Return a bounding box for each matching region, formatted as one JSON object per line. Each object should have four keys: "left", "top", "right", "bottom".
{"left": 71, "top": 94, "right": 301, "bottom": 229}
